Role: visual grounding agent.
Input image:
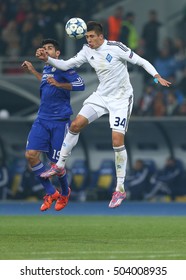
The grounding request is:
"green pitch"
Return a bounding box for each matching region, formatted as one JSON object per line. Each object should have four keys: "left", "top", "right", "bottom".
{"left": 0, "top": 216, "right": 186, "bottom": 260}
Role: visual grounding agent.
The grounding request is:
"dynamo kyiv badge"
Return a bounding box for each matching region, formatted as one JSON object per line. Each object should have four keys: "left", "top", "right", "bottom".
{"left": 106, "top": 54, "right": 113, "bottom": 62}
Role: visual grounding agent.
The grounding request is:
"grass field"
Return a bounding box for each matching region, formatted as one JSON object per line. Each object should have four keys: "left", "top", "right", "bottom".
{"left": 0, "top": 216, "right": 186, "bottom": 260}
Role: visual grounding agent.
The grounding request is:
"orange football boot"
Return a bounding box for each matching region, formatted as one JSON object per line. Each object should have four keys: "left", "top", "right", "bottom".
{"left": 40, "top": 190, "right": 60, "bottom": 211}
{"left": 55, "top": 188, "right": 71, "bottom": 211}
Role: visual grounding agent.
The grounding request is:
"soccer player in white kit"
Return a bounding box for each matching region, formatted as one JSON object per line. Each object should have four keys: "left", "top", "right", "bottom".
{"left": 37, "top": 21, "right": 171, "bottom": 208}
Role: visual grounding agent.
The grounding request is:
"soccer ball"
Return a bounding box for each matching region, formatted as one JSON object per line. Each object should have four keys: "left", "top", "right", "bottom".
{"left": 65, "top": 17, "right": 87, "bottom": 39}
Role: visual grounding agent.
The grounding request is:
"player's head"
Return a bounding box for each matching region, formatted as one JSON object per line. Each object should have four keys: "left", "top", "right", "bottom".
{"left": 87, "top": 21, "right": 104, "bottom": 35}
{"left": 41, "top": 38, "right": 61, "bottom": 59}
{"left": 86, "top": 21, "right": 104, "bottom": 49}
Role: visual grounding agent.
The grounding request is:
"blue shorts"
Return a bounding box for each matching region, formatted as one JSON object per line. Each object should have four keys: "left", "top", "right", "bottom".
{"left": 26, "top": 118, "right": 71, "bottom": 163}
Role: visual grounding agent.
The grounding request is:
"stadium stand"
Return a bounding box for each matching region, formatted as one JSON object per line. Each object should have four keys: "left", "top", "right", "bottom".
{"left": 69, "top": 159, "right": 89, "bottom": 201}
{"left": 94, "top": 159, "right": 116, "bottom": 200}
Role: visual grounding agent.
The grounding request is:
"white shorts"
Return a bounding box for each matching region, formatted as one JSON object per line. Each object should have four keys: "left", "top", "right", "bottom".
{"left": 78, "top": 92, "right": 133, "bottom": 134}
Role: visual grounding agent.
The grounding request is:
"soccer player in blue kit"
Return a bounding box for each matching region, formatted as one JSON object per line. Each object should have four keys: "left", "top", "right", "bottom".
{"left": 22, "top": 38, "right": 85, "bottom": 211}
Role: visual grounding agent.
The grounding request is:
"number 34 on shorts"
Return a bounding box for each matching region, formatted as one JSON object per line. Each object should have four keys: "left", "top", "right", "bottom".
{"left": 113, "top": 117, "right": 126, "bottom": 128}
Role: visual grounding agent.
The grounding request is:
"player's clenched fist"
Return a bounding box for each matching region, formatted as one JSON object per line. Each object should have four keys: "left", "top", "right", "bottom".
{"left": 35, "top": 48, "right": 43, "bottom": 57}
{"left": 36, "top": 48, "right": 48, "bottom": 62}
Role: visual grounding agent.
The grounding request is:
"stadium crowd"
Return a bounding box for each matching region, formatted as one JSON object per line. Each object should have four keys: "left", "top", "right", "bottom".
{"left": 1, "top": 1, "right": 186, "bottom": 116}
{"left": 0, "top": 0, "right": 114, "bottom": 57}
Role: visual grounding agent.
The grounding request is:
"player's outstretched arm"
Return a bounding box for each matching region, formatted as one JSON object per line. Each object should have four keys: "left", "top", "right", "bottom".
{"left": 131, "top": 54, "right": 172, "bottom": 87}
{"left": 36, "top": 45, "right": 85, "bottom": 71}
{"left": 21, "top": 61, "right": 42, "bottom": 81}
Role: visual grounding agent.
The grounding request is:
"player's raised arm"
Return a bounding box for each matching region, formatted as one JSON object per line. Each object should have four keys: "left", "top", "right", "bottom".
{"left": 36, "top": 46, "right": 87, "bottom": 72}
{"left": 136, "top": 58, "right": 171, "bottom": 87}
{"left": 36, "top": 47, "right": 71, "bottom": 71}
{"left": 21, "top": 60, "right": 42, "bottom": 81}
{"left": 136, "top": 56, "right": 172, "bottom": 87}
{"left": 118, "top": 44, "right": 172, "bottom": 87}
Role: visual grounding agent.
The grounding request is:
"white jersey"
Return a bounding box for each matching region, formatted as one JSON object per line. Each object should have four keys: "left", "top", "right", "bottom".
{"left": 47, "top": 40, "right": 159, "bottom": 132}
{"left": 47, "top": 39, "right": 158, "bottom": 102}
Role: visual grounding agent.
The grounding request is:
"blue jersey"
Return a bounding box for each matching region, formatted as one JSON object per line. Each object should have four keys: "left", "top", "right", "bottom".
{"left": 38, "top": 65, "right": 84, "bottom": 121}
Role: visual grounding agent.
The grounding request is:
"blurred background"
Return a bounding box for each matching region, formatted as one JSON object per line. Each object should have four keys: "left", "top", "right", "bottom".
{"left": 0, "top": 0, "right": 186, "bottom": 204}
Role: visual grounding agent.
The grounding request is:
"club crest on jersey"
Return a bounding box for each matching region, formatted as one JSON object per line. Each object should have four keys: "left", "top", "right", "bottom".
{"left": 51, "top": 67, "right": 56, "bottom": 72}
{"left": 106, "top": 53, "right": 113, "bottom": 62}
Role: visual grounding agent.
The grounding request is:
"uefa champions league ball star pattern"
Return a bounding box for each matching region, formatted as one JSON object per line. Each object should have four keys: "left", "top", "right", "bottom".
{"left": 65, "top": 17, "right": 87, "bottom": 39}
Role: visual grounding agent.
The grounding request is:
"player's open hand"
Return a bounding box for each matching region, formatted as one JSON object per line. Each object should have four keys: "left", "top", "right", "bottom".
{"left": 36, "top": 48, "right": 48, "bottom": 62}
{"left": 21, "top": 61, "right": 34, "bottom": 72}
{"left": 155, "top": 76, "right": 172, "bottom": 87}
{"left": 158, "top": 77, "right": 172, "bottom": 87}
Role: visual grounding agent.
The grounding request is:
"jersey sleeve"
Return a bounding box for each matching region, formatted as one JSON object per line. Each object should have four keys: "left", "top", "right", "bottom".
{"left": 63, "top": 69, "right": 85, "bottom": 91}
{"left": 116, "top": 42, "right": 138, "bottom": 64}
{"left": 133, "top": 54, "right": 158, "bottom": 77}
{"left": 117, "top": 42, "right": 158, "bottom": 77}
{"left": 47, "top": 46, "right": 87, "bottom": 71}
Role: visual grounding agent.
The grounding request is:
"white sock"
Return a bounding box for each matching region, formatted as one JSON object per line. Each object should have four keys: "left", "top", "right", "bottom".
{"left": 113, "top": 145, "right": 127, "bottom": 192}
{"left": 57, "top": 131, "right": 79, "bottom": 168}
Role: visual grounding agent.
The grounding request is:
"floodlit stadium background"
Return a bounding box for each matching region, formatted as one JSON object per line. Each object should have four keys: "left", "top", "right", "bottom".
{"left": 0, "top": 0, "right": 186, "bottom": 204}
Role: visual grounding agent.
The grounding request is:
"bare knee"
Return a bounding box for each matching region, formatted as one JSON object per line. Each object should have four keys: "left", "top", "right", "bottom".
{"left": 112, "top": 131, "right": 125, "bottom": 147}
{"left": 25, "top": 150, "right": 40, "bottom": 166}
{"left": 70, "top": 115, "right": 88, "bottom": 133}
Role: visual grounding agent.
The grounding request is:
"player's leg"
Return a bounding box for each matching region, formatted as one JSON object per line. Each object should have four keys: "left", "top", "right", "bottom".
{"left": 26, "top": 119, "right": 59, "bottom": 211}
{"left": 40, "top": 100, "right": 107, "bottom": 178}
{"left": 46, "top": 120, "right": 70, "bottom": 194}
{"left": 112, "top": 131, "right": 127, "bottom": 193}
{"left": 56, "top": 113, "right": 89, "bottom": 168}
{"left": 108, "top": 130, "right": 127, "bottom": 208}
{"left": 40, "top": 114, "right": 88, "bottom": 178}
{"left": 46, "top": 120, "right": 72, "bottom": 210}
{"left": 56, "top": 95, "right": 108, "bottom": 168}
{"left": 55, "top": 102, "right": 107, "bottom": 209}
{"left": 108, "top": 95, "right": 133, "bottom": 208}
{"left": 25, "top": 150, "right": 60, "bottom": 211}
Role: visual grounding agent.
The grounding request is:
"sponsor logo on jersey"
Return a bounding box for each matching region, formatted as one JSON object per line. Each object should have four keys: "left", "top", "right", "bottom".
{"left": 106, "top": 53, "right": 113, "bottom": 62}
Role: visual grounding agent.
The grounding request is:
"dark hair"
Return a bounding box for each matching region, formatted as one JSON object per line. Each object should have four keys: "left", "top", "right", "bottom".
{"left": 41, "top": 38, "right": 60, "bottom": 51}
{"left": 87, "top": 21, "right": 104, "bottom": 35}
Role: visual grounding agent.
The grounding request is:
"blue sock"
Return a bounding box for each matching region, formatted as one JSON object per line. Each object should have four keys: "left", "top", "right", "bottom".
{"left": 58, "top": 171, "right": 69, "bottom": 196}
{"left": 31, "top": 162, "right": 56, "bottom": 195}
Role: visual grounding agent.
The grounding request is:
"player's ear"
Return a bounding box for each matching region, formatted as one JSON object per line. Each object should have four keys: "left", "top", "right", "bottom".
{"left": 56, "top": 50, "right": 60, "bottom": 58}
